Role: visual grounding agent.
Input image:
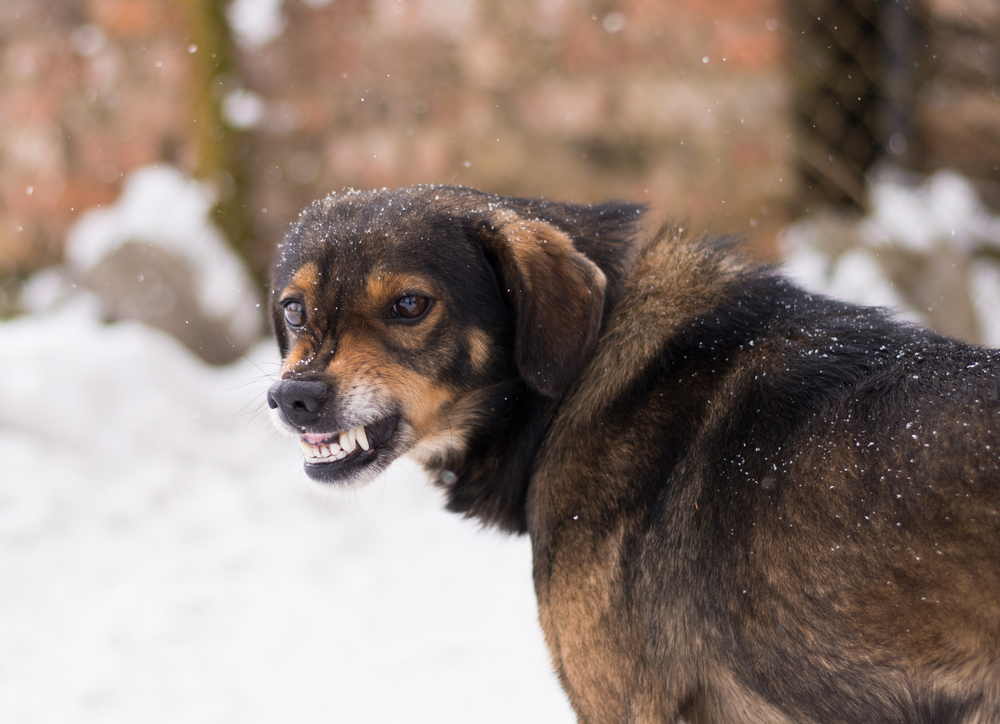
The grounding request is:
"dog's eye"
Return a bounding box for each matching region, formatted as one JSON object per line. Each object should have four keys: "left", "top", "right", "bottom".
{"left": 390, "top": 295, "right": 430, "bottom": 320}
{"left": 283, "top": 301, "right": 306, "bottom": 328}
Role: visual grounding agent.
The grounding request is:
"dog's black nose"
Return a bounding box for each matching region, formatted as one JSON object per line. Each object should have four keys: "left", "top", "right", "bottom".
{"left": 267, "top": 379, "right": 331, "bottom": 428}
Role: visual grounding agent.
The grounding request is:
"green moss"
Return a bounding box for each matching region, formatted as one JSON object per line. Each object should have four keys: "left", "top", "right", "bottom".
{"left": 181, "top": 0, "right": 259, "bottom": 288}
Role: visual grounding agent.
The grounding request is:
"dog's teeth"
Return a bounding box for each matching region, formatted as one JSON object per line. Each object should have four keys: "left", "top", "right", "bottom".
{"left": 301, "top": 439, "right": 347, "bottom": 462}
{"left": 299, "top": 427, "right": 369, "bottom": 460}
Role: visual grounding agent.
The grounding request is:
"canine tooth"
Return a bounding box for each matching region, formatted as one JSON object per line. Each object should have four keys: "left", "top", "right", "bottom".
{"left": 340, "top": 429, "right": 357, "bottom": 454}
{"left": 356, "top": 426, "right": 370, "bottom": 451}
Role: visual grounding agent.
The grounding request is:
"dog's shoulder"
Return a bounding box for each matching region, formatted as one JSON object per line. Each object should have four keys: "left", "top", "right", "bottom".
{"left": 533, "top": 224, "right": 1000, "bottom": 540}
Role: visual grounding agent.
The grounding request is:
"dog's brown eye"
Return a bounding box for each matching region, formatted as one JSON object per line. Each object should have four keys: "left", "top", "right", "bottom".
{"left": 391, "top": 295, "right": 429, "bottom": 320}
{"left": 283, "top": 301, "right": 305, "bottom": 328}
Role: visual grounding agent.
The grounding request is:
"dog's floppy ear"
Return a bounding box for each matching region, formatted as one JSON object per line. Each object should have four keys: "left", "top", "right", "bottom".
{"left": 478, "top": 210, "right": 607, "bottom": 398}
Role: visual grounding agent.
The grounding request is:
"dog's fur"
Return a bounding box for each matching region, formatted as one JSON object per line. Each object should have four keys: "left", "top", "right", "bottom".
{"left": 267, "top": 185, "right": 1000, "bottom": 724}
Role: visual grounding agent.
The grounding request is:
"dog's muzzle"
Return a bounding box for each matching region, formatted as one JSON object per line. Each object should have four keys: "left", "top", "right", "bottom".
{"left": 267, "top": 378, "right": 400, "bottom": 481}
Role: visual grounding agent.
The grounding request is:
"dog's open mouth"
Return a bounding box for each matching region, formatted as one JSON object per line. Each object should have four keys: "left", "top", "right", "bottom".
{"left": 298, "top": 415, "right": 398, "bottom": 478}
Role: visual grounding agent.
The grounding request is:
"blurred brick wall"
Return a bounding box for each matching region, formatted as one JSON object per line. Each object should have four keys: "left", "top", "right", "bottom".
{"left": 921, "top": 0, "right": 1000, "bottom": 207}
{"left": 1, "top": 0, "right": 795, "bottom": 282}
{"left": 0, "top": 0, "right": 200, "bottom": 276}
{"left": 240, "top": 0, "right": 794, "bottom": 270}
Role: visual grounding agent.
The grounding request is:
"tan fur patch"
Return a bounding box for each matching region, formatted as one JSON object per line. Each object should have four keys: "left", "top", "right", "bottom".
{"left": 557, "top": 232, "right": 751, "bottom": 432}
{"left": 280, "top": 340, "right": 313, "bottom": 374}
{"left": 324, "top": 328, "right": 467, "bottom": 451}
{"left": 282, "top": 336, "right": 336, "bottom": 376}
{"left": 362, "top": 272, "right": 435, "bottom": 316}
{"left": 407, "top": 389, "right": 490, "bottom": 463}
{"left": 492, "top": 209, "right": 608, "bottom": 295}
{"left": 693, "top": 666, "right": 798, "bottom": 723}
{"left": 466, "top": 327, "right": 492, "bottom": 372}
{"left": 323, "top": 329, "right": 384, "bottom": 380}
{"left": 396, "top": 378, "right": 462, "bottom": 439}
{"left": 288, "top": 262, "right": 321, "bottom": 295}
{"left": 542, "top": 522, "right": 675, "bottom": 721}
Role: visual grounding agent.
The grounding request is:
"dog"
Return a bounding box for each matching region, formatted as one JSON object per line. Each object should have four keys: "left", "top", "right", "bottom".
{"left": 266, "top": 185, "right": 1000, "bottom": 723}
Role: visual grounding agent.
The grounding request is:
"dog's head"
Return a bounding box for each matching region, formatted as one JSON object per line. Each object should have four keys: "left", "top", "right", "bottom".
{"left": 267, "top": 185, "right": 643, "bottom": 488}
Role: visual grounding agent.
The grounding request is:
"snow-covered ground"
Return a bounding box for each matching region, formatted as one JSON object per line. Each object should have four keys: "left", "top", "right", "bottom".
{"left": 0, "top": 306, "right": 574, "bottom": 723}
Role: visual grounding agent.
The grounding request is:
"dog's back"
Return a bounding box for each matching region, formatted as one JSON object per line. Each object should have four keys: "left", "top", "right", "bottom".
{"left": 530, "top": 234, "right": 1000, "bottom": 723}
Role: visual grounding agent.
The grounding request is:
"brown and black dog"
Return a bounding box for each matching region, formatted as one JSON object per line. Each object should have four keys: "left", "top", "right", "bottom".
{"left": 266, "top": 185, "right": 1000, "bottom": 723}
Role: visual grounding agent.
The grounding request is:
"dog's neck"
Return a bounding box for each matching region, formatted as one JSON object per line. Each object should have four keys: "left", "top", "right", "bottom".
{"left": 424, "top": 226, "right": 754, "bottom": 535}
{"left": 420, "top": 379, "right": 551, "bottom": 533}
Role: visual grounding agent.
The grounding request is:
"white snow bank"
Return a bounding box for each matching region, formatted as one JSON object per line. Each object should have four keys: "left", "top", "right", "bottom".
{"left": 781, "top": 214, "right": 922, "bottom": 325}
{"left": 226, "top": 0, "right": 287, "bottom": 49}
{"left": 781, "top": 168, "right": 1000, "bottom": 346}
{"left": 63, "top": 165, "right": 261, "bottom": 351}
{"left": 862, "top": 168, "right": 1000, "bottom": 253}
{"left": 0, "top": 309, "right": 572, "bottom": 723}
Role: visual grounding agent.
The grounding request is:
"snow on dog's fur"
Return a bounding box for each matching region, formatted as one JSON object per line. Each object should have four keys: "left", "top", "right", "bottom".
{"left": 269, "top": 185, "right": 1000, "bottom": 724}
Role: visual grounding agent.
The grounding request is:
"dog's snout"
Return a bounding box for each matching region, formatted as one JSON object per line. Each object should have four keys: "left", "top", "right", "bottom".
{"left": 267, "top": 379, "right": 331, "bottom": 427}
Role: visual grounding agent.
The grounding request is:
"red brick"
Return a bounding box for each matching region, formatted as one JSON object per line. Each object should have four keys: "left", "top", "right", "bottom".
{"left": 711, "top": 24, "right": 784, "bottom": 70}
{"left": 88, "top": 0, "right": 171, "bottom": 37}
{"left": 675, "top": 0, "right": 782, "bottom": 20}
{"left": 516, "top": 82, "right": 608, "bottom": 137}
{"left": 1, "top": 0, "right": 800, "bottom": 278}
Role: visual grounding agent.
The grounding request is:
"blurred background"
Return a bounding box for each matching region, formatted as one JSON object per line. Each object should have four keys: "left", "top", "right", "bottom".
{"left": 1, "top": 1, "right": 999, "bottom": 721}
{"left": 2, "top": 0, "right": 1000, "bottom": 352}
